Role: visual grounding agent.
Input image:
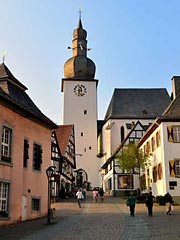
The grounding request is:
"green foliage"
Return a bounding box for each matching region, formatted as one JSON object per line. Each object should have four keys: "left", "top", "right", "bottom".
{"left": 115, "top": 142, "right": 151, "bottom": 174}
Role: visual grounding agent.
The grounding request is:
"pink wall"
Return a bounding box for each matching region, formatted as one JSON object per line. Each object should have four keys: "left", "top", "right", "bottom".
{"left": 0, "top": 104, "right": 52, "bottom": 225}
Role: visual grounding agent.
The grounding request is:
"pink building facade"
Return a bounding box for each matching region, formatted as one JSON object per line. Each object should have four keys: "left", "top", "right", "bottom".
{"left": 0, "top": 63, "right": 57, "bottom": 225}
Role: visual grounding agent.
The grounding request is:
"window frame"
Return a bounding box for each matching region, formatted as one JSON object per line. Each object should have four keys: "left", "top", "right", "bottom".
{"left": 120, "top": 126, "right": 125, "bottom": 143}
{"left": 117, "top": 174, "right": 133, "bottom": 189}
{"left": 23, "top": 139, "right": 29, "bottom": 168}
{"left": 151, "top": 137, "right": 155, "bottom": 152}
{"left": 33, "top": 143, "right": 43, "bottom": 171}
{"left": 175, "top": 159, "right": 180, "bottom": 177}
{"left": 0, "top": 182, "right": 10, "bottom": 218}
{"left": 156, "top": 131, "right": 161, "bottom": 147}
{"left": 1, "top": 126, "right": 12, "bottom": 163}
{"left": 153, "top": 165, "right": 158, "bottom": 182}
{"left": 31, "top": 197, "right": 41, "bottom": 212}
{"left": 173, "top": 126, "right": 180, "bottom": 143}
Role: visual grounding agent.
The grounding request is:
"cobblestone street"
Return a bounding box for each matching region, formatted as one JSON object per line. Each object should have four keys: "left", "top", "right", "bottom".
{"left": 1, "top": 193, "right": 180, "bottom": 240}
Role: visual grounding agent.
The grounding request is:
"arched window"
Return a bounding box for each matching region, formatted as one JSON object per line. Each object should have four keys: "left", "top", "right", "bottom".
{"left": 120, "top": 126, "right": 124, "bottom": 143}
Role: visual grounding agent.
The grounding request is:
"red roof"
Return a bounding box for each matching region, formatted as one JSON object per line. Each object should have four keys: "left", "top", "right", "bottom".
{"left": 54, "top": 125, "right": 74, "bottom": 155}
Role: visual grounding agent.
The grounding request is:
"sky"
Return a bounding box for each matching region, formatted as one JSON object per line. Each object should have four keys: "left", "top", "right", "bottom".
{"left": 1, "top": 0, "right": 180, "bottom": 124}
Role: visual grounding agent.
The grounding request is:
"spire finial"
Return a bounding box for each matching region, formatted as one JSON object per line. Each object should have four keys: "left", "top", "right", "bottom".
{"left": 77, "top": 5, "right": 83, "bottom": 29}
{"left": 78, "top": 4, "right": 83, "bottom": 20}
{"left": 78, "top": 9, "right": 81, "bottom": 20}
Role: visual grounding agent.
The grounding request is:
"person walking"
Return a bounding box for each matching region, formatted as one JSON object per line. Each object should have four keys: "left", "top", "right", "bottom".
{"left": 164, "top": 192, "right": 173, "bottom": 215}
{"left": 99, "top": 188, "right": 104, "bottom": 202}
{"left": 92, "top": 188, "right": 98, "bottom": 202}
{"left": 82, "top": 187, "right": 86, "bottom": 200}
{"left": 76, "top": 188, "right": 84, "bottom": 208}
{"left": 126, "top": 192, "right": 136, "bottom": 217}
{"left": 145, "top": 191, "right": 155, "bottom": 217}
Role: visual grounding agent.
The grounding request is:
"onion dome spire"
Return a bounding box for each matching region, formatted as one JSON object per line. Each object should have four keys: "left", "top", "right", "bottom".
{"left": 64, "top": 17, "right": 96, "bottom": 80}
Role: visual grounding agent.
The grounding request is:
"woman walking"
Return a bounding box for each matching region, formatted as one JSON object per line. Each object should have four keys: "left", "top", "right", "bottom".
{"left": 126, "top": 192, "right": 136, "bottom": 217}
{"left": 76, "top": 188, "right": 84, "bottom": 208}
{"left": 92, "top": 188, "right": 98, "bottom": 202}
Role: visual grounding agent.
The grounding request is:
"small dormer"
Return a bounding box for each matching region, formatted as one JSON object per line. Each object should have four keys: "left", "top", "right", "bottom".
{"left": 0, "top": 63, "right": 27, "bottom": 94}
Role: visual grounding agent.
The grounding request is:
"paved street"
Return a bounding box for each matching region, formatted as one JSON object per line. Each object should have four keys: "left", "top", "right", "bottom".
{"left": 1, "top": 192, "right": 180, "bottom": 240}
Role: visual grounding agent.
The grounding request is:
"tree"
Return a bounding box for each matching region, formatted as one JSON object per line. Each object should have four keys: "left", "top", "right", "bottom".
{"left": 115, "top": 142, "right": 151, "bottom": 175}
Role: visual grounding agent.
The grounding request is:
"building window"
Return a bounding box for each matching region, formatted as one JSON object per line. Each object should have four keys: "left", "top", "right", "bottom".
{"left": 1, "top": 126, "right": 12, "bottom": 163}
{"left": 81, "top": 132, "right": 83, "bottom": 136}
{"left": 32, "top": 198, "right": 40, "bottom": 212}
{"left": 156, "top": 131, "right": 161, "bottom": 147}
{"left": 158, "top": 163, "right": 163, "bottom": 180}
{"left": 0, "top": 182, "right": 9, "bottom": 217}
{"left": 146, "top": 141, "right": 150, "bottom": 154}
{"left": 153, "top": 166, "right": 157, "bottom": 182}
{"left": 33, "top": 143, "right": 42, "bottom": 171}
{"left": 84, "top": 110, "right": 87, "bottom": 115}
{"left": 147, "top": 168, "right": 151, "bottom": 190}
{"left": 140, "top": 174, "right": 146, "bottom": 191}
{"left": 120, "top": 126, "right": 124, "bottom": 143}
{"left": 23, "top": 139, "right": 29, "bottom": 168}
{"left": 173, "top": 126, "right": 180, "bottom": 142}
{"left": 151, "top": 137, "right": 155, "bottom": 152}
{"left": 118, "top": 175, "right": 133, "bottom": 189}
{"left": 175, "top": 160, "right": 180, "bottom": 176}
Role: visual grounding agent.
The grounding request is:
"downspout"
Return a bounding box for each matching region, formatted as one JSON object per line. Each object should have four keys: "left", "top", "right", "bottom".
{"left": 113, "top": 158, "right": 116, "bottom": 197}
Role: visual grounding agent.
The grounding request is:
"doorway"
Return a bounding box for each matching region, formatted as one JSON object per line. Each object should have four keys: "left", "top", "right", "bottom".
{"left": 21, "top": 195, "right": 27, "bottom": 221}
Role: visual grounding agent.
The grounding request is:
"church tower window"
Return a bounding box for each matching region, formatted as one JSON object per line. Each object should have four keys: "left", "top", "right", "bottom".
{"left": 120, "top": 126, "right": 125, "bottom": 143}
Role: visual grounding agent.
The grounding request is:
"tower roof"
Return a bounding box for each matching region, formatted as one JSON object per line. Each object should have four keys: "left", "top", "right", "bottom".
{"left": 64, "top": 18, "right": 96, "bottom": 80}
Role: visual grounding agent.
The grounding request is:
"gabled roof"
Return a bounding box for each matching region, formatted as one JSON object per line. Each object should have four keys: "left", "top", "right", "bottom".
{"left": 139, "top": 91, "right": 180, "bottom": 146}
{"left": 101, "top": 121, "right": 146, "bottom": 169}
{"left": 161, "top": 91, "right": 180, "bottom": 119}
{"left": 54, "top": 125, "right": 74, "bottom": 155}
{"left": 105, "top": 88, "right": 170, "bottom": 121}
{"left": 0, "top": 63, "right": 57, "bottom": 129}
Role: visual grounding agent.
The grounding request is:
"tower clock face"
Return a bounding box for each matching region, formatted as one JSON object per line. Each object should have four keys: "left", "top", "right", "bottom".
{"left": 74, "top": 84, "right": 87, "bottom": 97}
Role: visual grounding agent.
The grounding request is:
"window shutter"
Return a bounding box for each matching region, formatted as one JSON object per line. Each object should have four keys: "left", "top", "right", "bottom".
{"left": 167, "top": 126, "right": 174, "bottom": 142}
{"left": 169, "top": 160, "right": 175, "bottom": 177}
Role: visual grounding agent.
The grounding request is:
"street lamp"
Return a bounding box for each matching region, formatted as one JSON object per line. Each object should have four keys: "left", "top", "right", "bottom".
{"left": 46, "top": 166, "right": 56, "bottom": 224}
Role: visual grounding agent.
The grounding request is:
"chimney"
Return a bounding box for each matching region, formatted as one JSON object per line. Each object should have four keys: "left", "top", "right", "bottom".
{"left": 171, "top": 76, "right": 180, "bottom": 100}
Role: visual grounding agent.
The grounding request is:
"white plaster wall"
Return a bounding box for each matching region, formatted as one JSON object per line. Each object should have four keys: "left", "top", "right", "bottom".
{"left": 162, "top": 122, "right": 180, "bottom": 196}
{"left": 140, "top": 122, "right": 180, "bottom": 197}
{"left": 139, "top": 124, "right": 166, "bottom": 196}
{"left": 62, "top": 80, "right": 100, "bottom": 188}
{"left": 102, "top": 119, "right": 154, "bottom": 162}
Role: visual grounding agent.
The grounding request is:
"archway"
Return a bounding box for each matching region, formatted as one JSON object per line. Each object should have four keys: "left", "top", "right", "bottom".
{"left": 75, "top": 168, "right": 89, "bottom": 189}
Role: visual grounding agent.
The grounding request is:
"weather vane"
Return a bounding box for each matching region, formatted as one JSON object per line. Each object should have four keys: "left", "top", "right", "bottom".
{"left": 67, "top": 5, "right": 92, "bottom": 52}
{"left": 79, "top": 4, "right": 83, "bottom": 20}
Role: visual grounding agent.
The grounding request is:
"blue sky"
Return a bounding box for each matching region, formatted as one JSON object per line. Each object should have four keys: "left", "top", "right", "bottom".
{"left": 1, "top": 0, "right": 180, "bottom": 124}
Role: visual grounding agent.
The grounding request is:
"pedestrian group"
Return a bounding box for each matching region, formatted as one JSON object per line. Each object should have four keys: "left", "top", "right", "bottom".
{"left": 75, "top": 187, "right": 105, "bottom": 208}
{"left": 126, "top": 191, "right": 174, "bottom": 217}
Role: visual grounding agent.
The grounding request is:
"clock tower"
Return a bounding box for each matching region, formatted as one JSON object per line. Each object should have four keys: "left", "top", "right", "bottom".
{"left": 61, "top": 17, "right": 100, "bottom": 188}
